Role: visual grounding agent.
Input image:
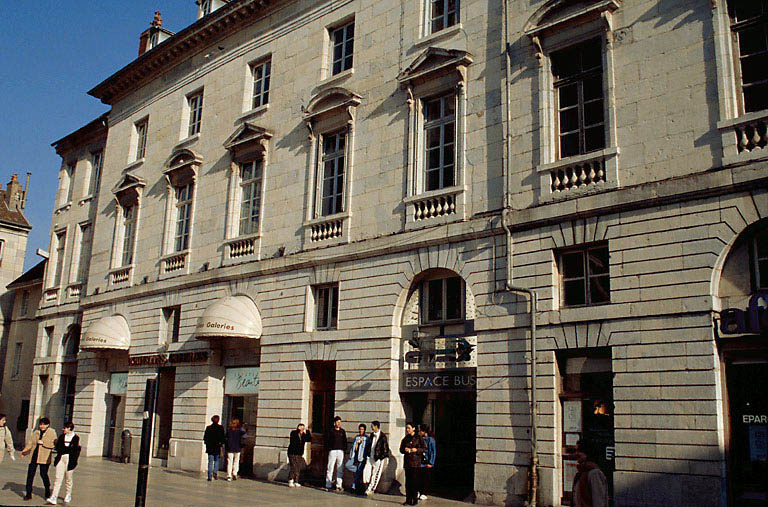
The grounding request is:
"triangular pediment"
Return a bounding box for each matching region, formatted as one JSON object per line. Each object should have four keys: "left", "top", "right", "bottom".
{"left": 224, "top": 123, "right": 272, "bottom": 151}
{"left": 523, "top": 0, "right": 620, "bottom": 36}
{"left": 112, "top": 172, "right": 146, "bottom": 194}
{"left": 398, "top": 47, "right": 472, "bottom": 85}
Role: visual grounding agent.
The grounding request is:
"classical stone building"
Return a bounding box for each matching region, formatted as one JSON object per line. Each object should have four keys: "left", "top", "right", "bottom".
{"left": 38, "top": 0, "right": 768, "bottom": 505}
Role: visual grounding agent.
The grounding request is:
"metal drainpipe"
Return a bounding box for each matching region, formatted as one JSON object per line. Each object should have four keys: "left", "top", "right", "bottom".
{"left": 501, "top": 210, "right": 538, "bottom": 507}
{"left": 501, "top": 0, "right": 538, "bottom": 504}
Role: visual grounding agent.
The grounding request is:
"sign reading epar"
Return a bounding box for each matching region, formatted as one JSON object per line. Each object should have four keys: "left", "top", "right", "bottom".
{"left": 401, "top": 368, "right": 476, "bottom": 392}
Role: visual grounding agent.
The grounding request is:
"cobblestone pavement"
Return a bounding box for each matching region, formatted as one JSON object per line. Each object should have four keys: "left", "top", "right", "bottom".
{"left": 0, "top": 457, "right": 467, "bottom": 506}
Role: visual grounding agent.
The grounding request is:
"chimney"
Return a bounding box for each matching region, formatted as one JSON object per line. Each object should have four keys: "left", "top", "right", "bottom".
{"left": 138, "top": 11, "right": 163, "bottom": 57}
{"left": 4, "top": 173, "right": 23, "bottom": 210}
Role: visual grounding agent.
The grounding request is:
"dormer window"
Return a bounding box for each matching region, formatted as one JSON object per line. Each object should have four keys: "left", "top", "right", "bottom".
{"left": 200, "top": 0, "right": 211, "bottom": 16}
{"left": 149, "top": 31, "right": 159, "bottom": 50}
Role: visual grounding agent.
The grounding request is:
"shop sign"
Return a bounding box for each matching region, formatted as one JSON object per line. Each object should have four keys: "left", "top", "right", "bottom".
{"left": 404, "top": 336, "right": 476, "bottom": 370}
{"left": 128, "top": 350, "right": 209, "bottom": 367}
{"left": 401, "top": 368, "right": 476, "bottom": 392}
{"left": 109, "top": 372, "right": 128, "bottom": 395}
{"left": 718, "top": 293, "right": 768, "bottom": 335}
{"left": 225, "top": 367, "right": 260, "bottom": 395}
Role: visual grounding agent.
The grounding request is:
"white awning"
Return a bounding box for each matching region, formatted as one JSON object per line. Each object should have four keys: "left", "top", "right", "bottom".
{"left": 81, "top": 315, "right": 131, "bottom": 351}
{"left": 194, "top": 296, "right": 262, "bottom": 340}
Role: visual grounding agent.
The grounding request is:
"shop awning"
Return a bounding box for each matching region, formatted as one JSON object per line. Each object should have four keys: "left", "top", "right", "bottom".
{"left": 194, "top": 296, "right": 262, "bottom": 340}
{"left": 81, "top": 315, "right": 131, "bottom": 351}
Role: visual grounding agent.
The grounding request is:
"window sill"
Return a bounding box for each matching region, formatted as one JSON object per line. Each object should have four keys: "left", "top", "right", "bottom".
{"left": 314, "top": 68, "right": 354, "bottom": 94}
{"left": 123, "top": 158, "right": 145, "bottom": 172}
{"left": 303, "top": 211, "right": 351, "bottom": 248}
{"left": 54, "top": 202, "right": 72, "bottom": 215}
{"left": 175, "top": 133, "right": 200, "bottom": 150}
{"left": 413, "top": 23, "right": 464, "bottom": 50}
{"left": 237, "top": 104, "right": 270, "bottom": 124}
{"left": 78, "top": 194, "right": 96, "bottom": 205}
{"left": 538, "top": 147, "right": 620, "bottom": 202}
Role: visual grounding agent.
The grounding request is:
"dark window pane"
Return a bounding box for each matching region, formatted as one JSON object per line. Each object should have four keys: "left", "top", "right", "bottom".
{"left": 447, "top": 12, "right": 456, "bottom": 26}
{"left": 562, "top": 251, "right": 585, "bottom": 278}
{"left": 432, "top": 18, "right": 444, "bottom": 33}
{"left": 332, "top": 60, "right": 342, "bottom": 75}
{"left": 425, "top": 99, "right": 441, "bottom": 122}
{"left": 346, "top": 23, "right": 354, "bottom": 38}
{"left": 583, "top": 100, "right": 604, "bottom": 126}
{"left": 741, "top": 53, "right": 768, "bottom": 83}
{"left": 324, "top": 160, "right": 335, "bottom": 179}
{"left": 581, "top": 39, "right": 602, "bottom": 71}
{"left": 427, "top": 279, "right": 443, "bottom": 321}
{"left": 330, "top": 287, "right": 339, "bottom": 328}
{"left": 590, "top": 276, "right": 611, "bottom": 304}
{"left": 732, "top": 1, "right": 765, "bottom": 21}
{"left": 744, "top": 82, "right": 768, "bottom": 112}
{"left": 563, "top": 279, "right": 586, "bottom": 306}
{"left": 560, "top": 133, "right": 580, "bottom": 158}
{"left": 443, "top": 165, "right": 455, "bottom": 188}
{"left": 446, "top": 277, "right": 462, "bottom": 320}
{"left": 444, "top": 96, "right": 455, "bottom": 116}
{"left": 584, "top": 126, "right": 606, "bottom": 153}
{"left": 427, "top": 169, "right": 441, "bottom": 191}
{"left": 433, "top": 0, "right": 444, "bottom": 17}
{"left": 444, "top": 123, "right": 455, "bottom": 143}
{"left": 559, "top": 84, "right": 579, "bottom": 108}
{"left": 756, "top": 232, "right": 768, "bottom": 257}
{"left": 428, "top": 148, "right": 441, "bottom": 169}
{"left": 738, "top": 26, "right": 767, "bottom": 56}
{"left": 583, "top": 76, "right": 604, "bottom": 101}
{"left": 333, "top": 43, "right": 343, "bottom": 60}
{"left": 588, "top": 248, "right": 610, "bottom": 275}
{"left": 426, "top": 127, "right": 442, "bottom": 148}
{"left": 443, "top": 144, "right": 455, "bottom": 168}
{"left": 552, "top": 48, "right": 579, "bottom": 79}
{"left": 560, "top": 108, "right": 579, "bottom": 133}
{"left": 759, "top": 259, "right": 768, "bottom": 288}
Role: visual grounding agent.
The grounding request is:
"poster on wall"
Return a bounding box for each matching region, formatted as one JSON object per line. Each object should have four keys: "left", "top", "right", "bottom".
{"left": 225, "top": 367, "right": 260, "bottom": 395}
{"left": 563, "top": 400, "right": 582, "bottom": 433}
{"left": 109, "top": 372, "right": 128, "bottom": 395}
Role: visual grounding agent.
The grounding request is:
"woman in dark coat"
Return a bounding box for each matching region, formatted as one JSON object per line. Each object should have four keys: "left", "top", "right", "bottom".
{"left": 399, "top": 422, "right": 426, "bottom": 506}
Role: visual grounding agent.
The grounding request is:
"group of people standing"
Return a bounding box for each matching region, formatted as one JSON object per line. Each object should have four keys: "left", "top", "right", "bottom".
{"left": 0, "top": 414, "right": 81, "bottom": 505}
{"left": 202, "top": 415, "right": 247, "bottom": 481}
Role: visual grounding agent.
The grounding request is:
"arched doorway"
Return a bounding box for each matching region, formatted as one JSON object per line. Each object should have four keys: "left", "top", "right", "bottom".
{"left": 398, "top": 268, "right": 477, "bottom": 501}
{"left": 714, "top": 218, "right": 768, "bottom": 506}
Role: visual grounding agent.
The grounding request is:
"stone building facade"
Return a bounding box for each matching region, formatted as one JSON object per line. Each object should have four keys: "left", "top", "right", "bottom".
{"left": 37, "top": 0, "right": 768, "bottom": 505}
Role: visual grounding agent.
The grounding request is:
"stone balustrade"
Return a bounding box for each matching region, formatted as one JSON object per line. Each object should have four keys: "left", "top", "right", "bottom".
{"left": 537, "top": 147, "right": 619, "bottom": 201}
{"left": 411, "top": 191, "right": 458, "bottom": 221}
{"left": 310, "top": 217, "right": 344, "bottom": 242}
{"left": 110, "top": 266, "right": 132, "bottom": 286}
{"left": 44, "top": 288, "right": 59, "bottom": 302}
{"left": 734, "top": 117, "right": 768, "bottom": 154}
{"left": 227, "top": 236, "right": 257, "bottom": 259}
{"left": 67, "top": 284, "right": 82, "bottom": 298}
{"left": 550, "top": 156, "right": 606, "bottom": 194}
{"left": 163, "top": 252, "right": 187, "bottom": 273}
{"left": 719, "top": 111, "right": 768, "bottom": 165}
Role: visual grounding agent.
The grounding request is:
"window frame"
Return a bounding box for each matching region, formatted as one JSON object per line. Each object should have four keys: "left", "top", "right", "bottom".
{"left": 187, "top": 91, "right": 204, "bottom": 137}
{"left": 429, "top": 0, "right": 460, "bottom": 35}
{"left": 330, "top": 21, "right": 355, "bottom": 76}
{"left": 64, "top": 163, "right": 76, "bottom": 203}
{"left": 20, "top": 290, "right": 29, "bottom": 316}
{"left": 251, "top": 59, "right": 272, "bottom": 110}
{"left": 558, "top": 243, "right": 611, "bottom": 308}
{"left": 135, "top": 119, "right": 148, "bottom": 160}
{"left": 422, "top": 92, "right": 457, "bottom": 192}
{"left": 315, "top": 284, "right": 339, "bottom": 330}
{"left": 53, "top": 230, "right": 67, "bottom": 288}
{"left": 238, "top": 159, "right": 263, "bottom": 236}
{"left": 76, "top": 222, "right": 92, "bottom": 283}
{"left": 11, "top": 342, "right": 22, "bottom": 378}
{"left": 89, "top": 150, "right": 103, "bottom": 196}
{"left": 552, "top": 37, "right": 606, "bottom": 160}
{"left": 173, "top": 182, "right": 194, "bottom": 252}
{"left": 319, "top": 129, "right": 347, "bottom": 217}
{"left": 420, "top": 274, "right": 465, "bottom": 325}
{"left": 728, "top": 2, "right": 768, "bottom": 115}
{"left": 121, "top": 203, "right": 138, "bottom": 267}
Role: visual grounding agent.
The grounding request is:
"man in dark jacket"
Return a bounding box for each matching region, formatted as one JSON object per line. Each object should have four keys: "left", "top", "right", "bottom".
{"left": 325, "top": 416, "right": 346, "bottom": 491}
{"left": 203, "top": 415, "right": 226, "bottom": 481}
{"left": 287, "top": 423, "right": 311, "bottom": 487}
{"left": 400, "top": 422, "right": 426, "bottom": 505}
{"left": 363, "top": 420, "right": 389, "bottom": 496}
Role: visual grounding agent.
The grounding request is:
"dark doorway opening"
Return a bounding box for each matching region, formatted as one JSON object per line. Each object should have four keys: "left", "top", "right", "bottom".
{"left": 153, "top": 367, "right": 175, "bottom": 460}
{"left": 306, "top": 361, "right": 336, "bottom": 485}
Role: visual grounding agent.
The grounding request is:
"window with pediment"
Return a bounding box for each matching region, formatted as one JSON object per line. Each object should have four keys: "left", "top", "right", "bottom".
{"left": 109, "top": 173, "right": 146, "bottom": 287}
{"left": 160, "top": 150, "right": 200, "bottom": 277}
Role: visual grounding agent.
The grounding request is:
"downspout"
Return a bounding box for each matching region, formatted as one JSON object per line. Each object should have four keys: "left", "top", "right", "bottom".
{"left": 501, "top": 0, "right": 538, "bottom": 504}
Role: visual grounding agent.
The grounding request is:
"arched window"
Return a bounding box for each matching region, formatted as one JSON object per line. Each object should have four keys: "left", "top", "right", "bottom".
{"left": 63, "top": 325, "right": 81, "bottom": 357}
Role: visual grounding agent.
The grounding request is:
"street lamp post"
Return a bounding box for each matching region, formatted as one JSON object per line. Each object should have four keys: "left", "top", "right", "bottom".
{"left": 135, "top": 378, "right": 157, "bottom": 507}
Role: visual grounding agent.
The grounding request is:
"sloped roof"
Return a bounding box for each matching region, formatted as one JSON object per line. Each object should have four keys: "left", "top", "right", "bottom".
{"left": 7, "top": 259, "right": 46, "bottom": 290}
{"left": 0, "top": 192, "right": 31, "bottom": 229}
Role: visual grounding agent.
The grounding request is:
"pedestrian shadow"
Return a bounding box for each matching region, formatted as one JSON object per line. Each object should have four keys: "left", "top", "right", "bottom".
{"left": 1, "top": 481, "right": 37, "bottom": 499}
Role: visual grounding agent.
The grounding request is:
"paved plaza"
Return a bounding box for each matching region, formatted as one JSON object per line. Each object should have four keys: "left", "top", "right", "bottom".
{"left": 0, "top": 457, "right": 466, "bottom": 506}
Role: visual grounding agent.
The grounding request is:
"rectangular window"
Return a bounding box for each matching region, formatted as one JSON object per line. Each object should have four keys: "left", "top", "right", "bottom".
{"left": 53, "top": 231, "right": 66, "bottom": 287}
{"left": 239, "top": 160, "right": 263, "bottom": 236}
{"left": 62, "top": 376, "right": 76, "bottom": 423}
{"left": 11, "top": 343, "right": 22, "bottom": 377}
{"left": 121, "top": 204, "right": 137, "bottom": 266}
{"left": 423, "top": 93, "right": 456, "bottom": 191}
{"left": 729, "top": 1, "right": 768, "bottom": 113}
{"left": 174, "top": 183, "right": 194, "bottom": 252}
{"left": 90, "top": 151, "right": 103, "bottom": 195}
{"left": 65, "top": 164, "right": 76, "bottom": 203}
{"left": 188, "top": 92, "right": 204, "bottom": 137}
{"left": 330, "top": 21, "right": 354, "bottom": 75}
{"left": 552, "top": 38, "right": 605, "bottom": 159}
{"left": 430, "top": 0, "right": 459, "bottom": 34}
{"left": 135, "top": 119, "right": 148, "bottom": 160}
{"left": 20, "top": 290, "right": 29, "bottom": 316}
{"left": 755, "top": 229, "right": 768, "bottom": 289}
{"left": 43, "top": 326, "right": 54, "bottom": 357}
{"left": 315, "top": 284, "right": 339, "bottom": 330}
{"left": 559, "top": 244, "right": 611, "bottom": 307}
{"left": 78, "top": 223, "right": 92, "bottom": 282}
{"left": 423, "top": 275, "right": 463, "bottom": 323}
{"left": 252, "top": 59, "right": 271, "bottom": 109}
{"left": 320, "top": 131, "right": 346, "bottom": 216}
{"left": 163, "top": 306, "right": 181, "bottom": 344}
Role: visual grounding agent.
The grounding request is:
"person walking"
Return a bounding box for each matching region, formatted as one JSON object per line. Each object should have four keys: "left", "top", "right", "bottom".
{"left": 203, "top": 415, "right": 226, "bottom": 481}
{"left": 1, "top": 413, "right": 16, "bottom": 464}
{"left": 46, "top": 422, "right": 81, "bottom": 505}
{"left": 351, "top": 424, "right": 368, "bottom": 492}
{"left": 418, "top": 424, "right": 436, "bottom": 501}
{"left": 21, "top": 417, "right": 57, "bottom": 501}
{"left": 364, "top": 420, "right": 389, "bottom": 496}
{"left": 225, "top": 418, "right": 247, "bottom": 481}
{"left": 400, "top": 422, "right": 426, "bottom": 506}
{"left": 572, "top": 439, "right": 609, "bottom": 507}
{"left": 287, "top": 423, "right": 311, "bottom": 487}
{"left": 325, "top": 415, "right": 346, "bottom": 491}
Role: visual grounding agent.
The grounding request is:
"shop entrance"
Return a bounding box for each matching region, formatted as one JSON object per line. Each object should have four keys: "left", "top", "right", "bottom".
{"left": 407, "top": 391, "right": 476, "bottom": 500}
{"left": 725, "top": 357, "right": 768, "bottom": 506}
{"left": 153, "top": 367, "right": 175, "bottom": 460}
{"left": 105, "top": 395, "right": 125, "bottom": 458}
{"left": 307, "top": 361, "right": 336, "bottom": 484}
{"left": 223, "top": 366, "right": 260, "bottom": 476}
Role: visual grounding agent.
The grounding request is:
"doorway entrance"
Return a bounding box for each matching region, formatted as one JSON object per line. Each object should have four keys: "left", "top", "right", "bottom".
{"left": 306, "top": 361, "right": 336, "bottom": 484}
{"left": 153, "top": 367, "right": 175, "bottom": 461}
{"left": 105, "top": 395, "right": 125, "bottom": 458}
{"left": 725, "top": 356, "right": 768, "bottom": 506}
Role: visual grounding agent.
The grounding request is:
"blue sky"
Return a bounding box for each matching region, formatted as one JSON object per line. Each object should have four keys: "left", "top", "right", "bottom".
{"left": 0, "top": 1, "right": 198, "bottom": 270}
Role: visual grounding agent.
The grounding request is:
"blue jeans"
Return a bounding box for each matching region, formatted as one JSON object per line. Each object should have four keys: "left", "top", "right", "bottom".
{"left": 207, "top": 453, "right": 221, "bottom": 479}
{"left": 352, "top": 460, "right": 365, "bottom": 488}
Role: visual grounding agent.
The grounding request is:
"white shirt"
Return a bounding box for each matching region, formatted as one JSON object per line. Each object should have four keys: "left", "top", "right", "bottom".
{"left": 369, "top": 431, "right": 380, "bottom": 460}
{"left": 63, "top": 432, "right": 76, "bottom": 447}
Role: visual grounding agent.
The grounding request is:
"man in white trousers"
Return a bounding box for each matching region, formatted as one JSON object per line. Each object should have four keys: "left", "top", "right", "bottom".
{"left": 364, "top": 420, "right": 389, "bottom": 496}
{"left": 325, "top": 416, "right": 346, "bottom": 491}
